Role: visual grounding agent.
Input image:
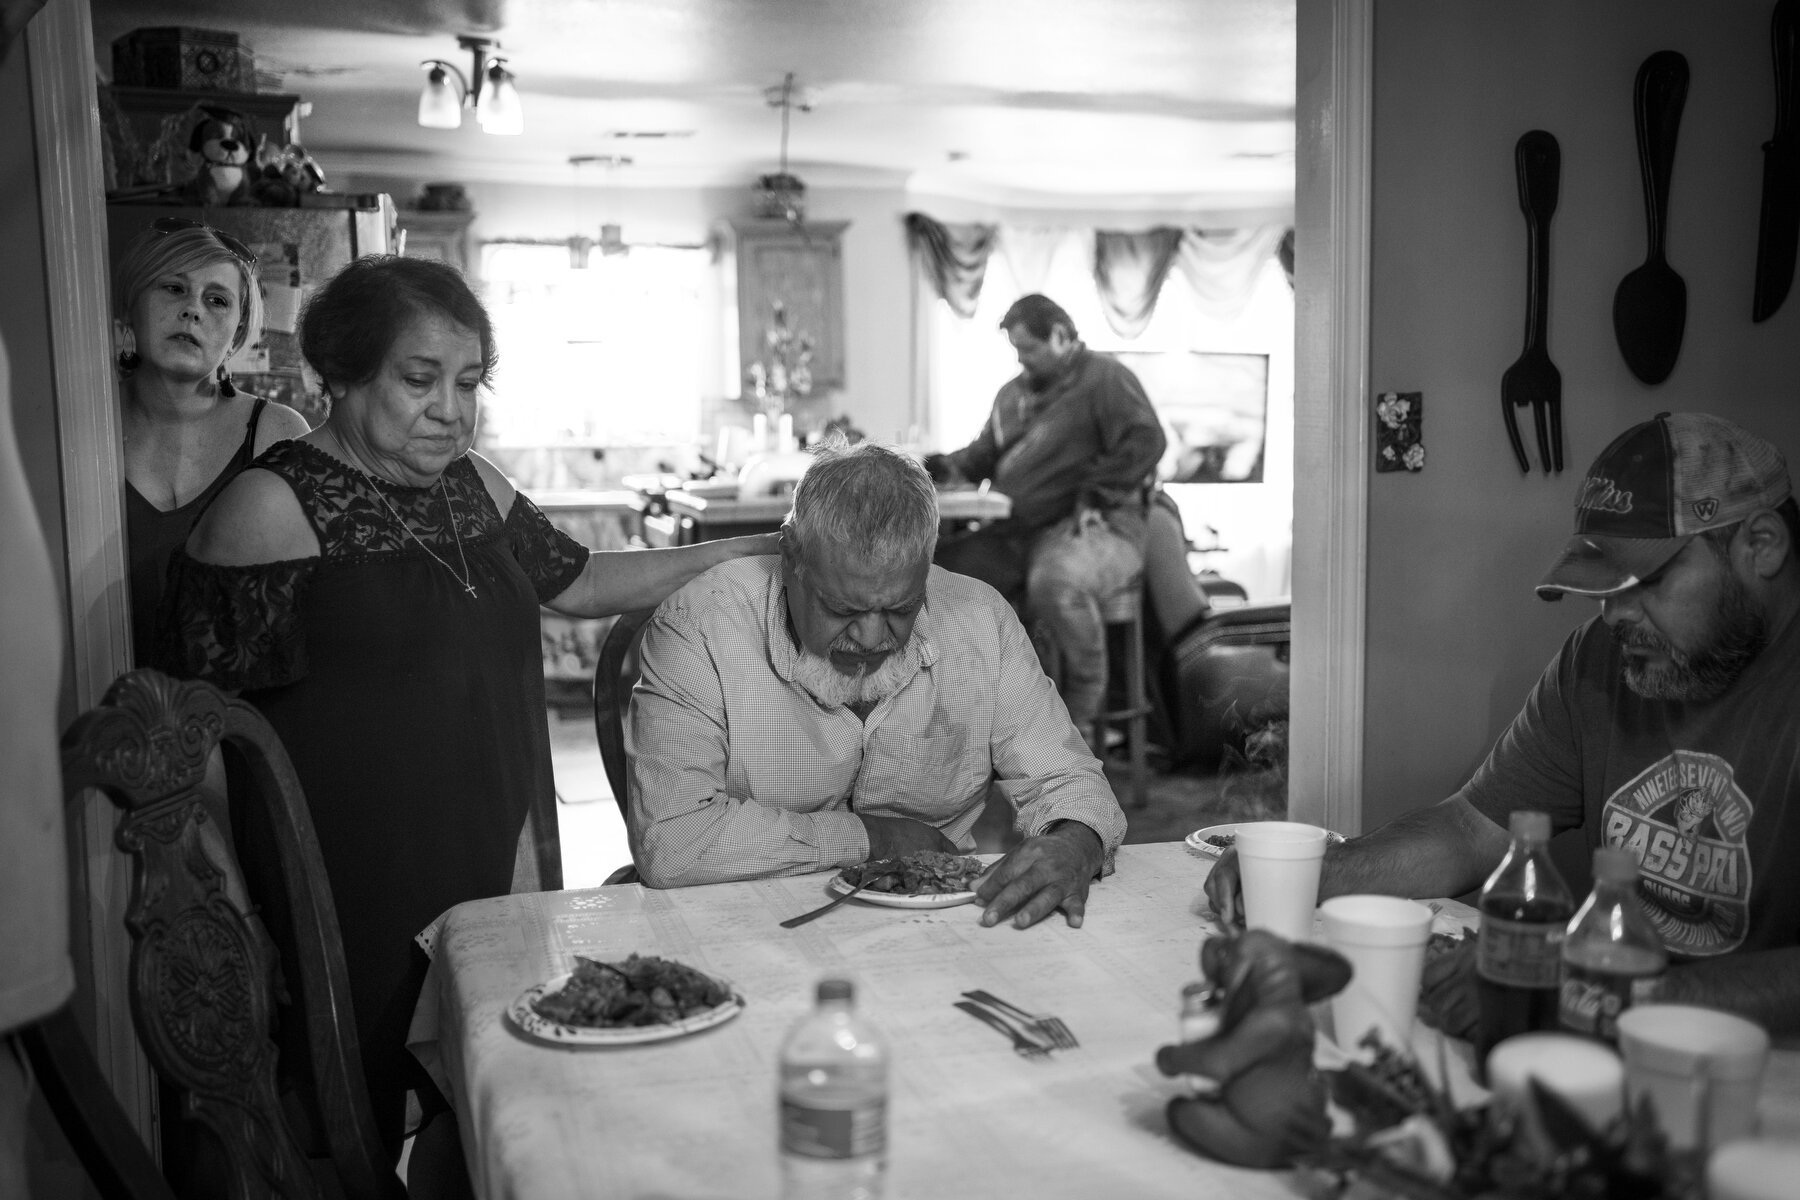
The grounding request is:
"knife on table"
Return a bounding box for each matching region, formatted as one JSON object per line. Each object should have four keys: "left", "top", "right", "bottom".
{"left": 1754, "top": 0, "right": 1799, "bottom": 322}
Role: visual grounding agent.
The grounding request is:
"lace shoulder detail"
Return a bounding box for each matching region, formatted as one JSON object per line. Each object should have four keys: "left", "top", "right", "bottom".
{"left": 250, "top": 442, "right": 502, "bottom": 560}
{"left": 155, "top": 549, "right": 314, "bottom": 690}
{"left": 506, "top": 490, "right": 590, "bottom": 603}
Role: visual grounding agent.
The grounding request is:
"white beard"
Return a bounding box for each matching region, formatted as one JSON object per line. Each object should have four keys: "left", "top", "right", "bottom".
{"left": 789, "top": 636, "right": 926, "bottom": 708}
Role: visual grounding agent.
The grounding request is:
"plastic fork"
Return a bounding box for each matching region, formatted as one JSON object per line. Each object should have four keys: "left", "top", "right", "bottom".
{"left": 954, "top": 1001, "right": 1051, "bottom": 1060}
{"left": 961, "top": 990, "right": 1079, "bottom": 1050}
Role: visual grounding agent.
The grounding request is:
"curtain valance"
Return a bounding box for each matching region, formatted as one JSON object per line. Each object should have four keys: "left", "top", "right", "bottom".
{"left": 904, "top": 212, "right": 999, "bottom": 319}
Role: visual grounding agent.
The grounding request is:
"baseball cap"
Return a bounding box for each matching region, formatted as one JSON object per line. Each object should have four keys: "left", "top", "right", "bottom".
{"left": 1536, "top": 412, "right": 1791, "bottom": 600}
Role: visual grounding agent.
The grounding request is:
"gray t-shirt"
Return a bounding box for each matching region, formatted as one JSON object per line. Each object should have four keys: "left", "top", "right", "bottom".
{"left": 1463, "top": 613, "right": 1800, "bottom": 960}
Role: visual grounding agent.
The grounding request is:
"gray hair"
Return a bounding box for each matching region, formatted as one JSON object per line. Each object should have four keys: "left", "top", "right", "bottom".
{"left": 784, "top": 439, "right": 939, "bottom": 573}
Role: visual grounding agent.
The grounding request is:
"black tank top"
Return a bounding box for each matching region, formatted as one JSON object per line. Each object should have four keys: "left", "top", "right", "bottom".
{"left": 126, "top": 396, "right": 268, "bottom": 666}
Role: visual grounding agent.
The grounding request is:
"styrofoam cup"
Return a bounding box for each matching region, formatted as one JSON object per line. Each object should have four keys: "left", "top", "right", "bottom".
{"left": 1233, "top": 821, "right": 1329, "bottom": 942}
{"left": 1617, "top": 1004, "right": 1769, "bottom": 1151}
{"left": 1318, "top": 894, "right": 1435, "bottom": 1053}
{"left": 1486, "top": 1033, "right": 1625, "bottom": 1164}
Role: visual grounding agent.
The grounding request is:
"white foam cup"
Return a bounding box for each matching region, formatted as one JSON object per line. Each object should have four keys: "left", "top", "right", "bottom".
{"left": 1706, "top": 1138, "right": 1800, "bottom": 1200}
{"left": 1232, "top": 821, "right": 1330, "bottom": 942}
{"left": 1616, "top": 1004, "right": 1769, "bottom": 1152}
{"left": 1317, "top": 894, "right": 1435, "bottom": 1053}
{"left": 1486, "top": 1033, "right": 1625, "bottom": 1164}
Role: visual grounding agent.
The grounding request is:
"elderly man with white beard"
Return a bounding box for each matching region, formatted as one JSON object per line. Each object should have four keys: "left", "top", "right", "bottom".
{"left": 1207, "top": 412, "right": 1800, "bottom": 1034}
{"left": 625, "top": 440, "right": 1126, "bottom": 928}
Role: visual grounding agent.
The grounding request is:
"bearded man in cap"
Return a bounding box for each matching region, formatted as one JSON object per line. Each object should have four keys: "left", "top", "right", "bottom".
{"left": 1206, "top": 412, "right": 1800, "bottom": 1034}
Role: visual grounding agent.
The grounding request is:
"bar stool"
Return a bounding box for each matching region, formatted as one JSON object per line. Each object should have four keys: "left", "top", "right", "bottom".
{"left": 1094, "top": 584, "right": 1151, "bottom": 810}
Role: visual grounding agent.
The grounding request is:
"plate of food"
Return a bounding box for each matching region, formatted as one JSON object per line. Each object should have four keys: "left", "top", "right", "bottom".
{"left": 508, "top": 953, "right": 744, "bottom": 1046}
{"left": 1186, "top": 823, "right": 1346, "bottom": 858}
{"left": 828, "top": 850, "right": 990, "bottom": 909}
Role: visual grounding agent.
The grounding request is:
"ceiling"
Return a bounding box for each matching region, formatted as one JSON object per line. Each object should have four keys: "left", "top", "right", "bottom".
{"left": 90, "top": 0, "right": 1295, "bottom": 209}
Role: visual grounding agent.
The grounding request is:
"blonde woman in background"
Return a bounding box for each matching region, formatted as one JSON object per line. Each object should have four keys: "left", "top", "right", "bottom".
{"left": 114, "top": 217, "right": 309, "bottom": 663}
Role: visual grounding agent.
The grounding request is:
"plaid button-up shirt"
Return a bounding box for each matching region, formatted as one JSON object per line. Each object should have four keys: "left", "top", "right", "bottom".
{"left": 625, "top": 556, "right": 1126, "bottom": 888}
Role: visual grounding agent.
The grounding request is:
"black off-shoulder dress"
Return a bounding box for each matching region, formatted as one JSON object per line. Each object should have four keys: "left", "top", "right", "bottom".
{"left": 160, "top": 440, "right": 587, "bottom": 1146}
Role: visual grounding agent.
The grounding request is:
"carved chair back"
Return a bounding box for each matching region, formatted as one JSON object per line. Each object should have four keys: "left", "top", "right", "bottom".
{"left": 60, "top": 668, "right": 404, "bottom": 1200}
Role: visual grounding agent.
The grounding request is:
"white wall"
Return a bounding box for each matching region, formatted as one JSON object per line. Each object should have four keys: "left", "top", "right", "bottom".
{"left": 1363, "top": 0, "right": 1800, "bottom": 832}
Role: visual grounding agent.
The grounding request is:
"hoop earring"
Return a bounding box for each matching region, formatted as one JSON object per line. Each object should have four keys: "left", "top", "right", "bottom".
{"left": 116, "top": 350, "right": 141, "bottom": 376}
{"left": 216, "top": 364, "right": 238, "bottom": 399}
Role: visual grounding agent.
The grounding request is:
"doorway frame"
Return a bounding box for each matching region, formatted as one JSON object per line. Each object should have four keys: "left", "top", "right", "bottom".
{"left": 1289, "top": 0, "right": 1371, "bottom": 835}
{"left": 29, "top": 0, "right": 147, "bottom": 1135}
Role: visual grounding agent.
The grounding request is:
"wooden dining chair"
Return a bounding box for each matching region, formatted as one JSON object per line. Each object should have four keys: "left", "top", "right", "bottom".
{"left": 60, "top": 668, "right": 406, "bottom": 1200}
{"left": 592, "top": 608, "right": 655, "bottom": 886}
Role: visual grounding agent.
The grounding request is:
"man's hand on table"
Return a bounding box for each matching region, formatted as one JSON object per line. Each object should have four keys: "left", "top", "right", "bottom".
{"left": 1202, "top": 847, "right": 1246, "bottom": 928}
{"left": 860, "top": 814, "right": 959, "bottom": 861}
{"left": 1418, "top": 934, "right": 1480, "bottom": 1040}
{"left": 975, "top": 821, "right": 1104, "bottom": 930}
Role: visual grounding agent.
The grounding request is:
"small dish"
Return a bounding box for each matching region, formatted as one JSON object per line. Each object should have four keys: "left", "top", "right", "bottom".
{"left": 1187, "top": 822, "right": 1345, "bottom": 858}
{"left": 508, "top": 971, "right": 745, "bottom": 1045}
{"left": 826, "top": 874, "right": 978, "bottom": 910}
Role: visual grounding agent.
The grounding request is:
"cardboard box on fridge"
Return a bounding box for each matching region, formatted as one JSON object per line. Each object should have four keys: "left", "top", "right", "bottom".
{"left": 112, "top": 27, "right": 257, "bottom": 93}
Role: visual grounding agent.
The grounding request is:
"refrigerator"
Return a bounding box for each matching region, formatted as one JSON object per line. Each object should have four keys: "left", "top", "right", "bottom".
{"left": 106, "top": 197, "right": 397, "bottom": 427}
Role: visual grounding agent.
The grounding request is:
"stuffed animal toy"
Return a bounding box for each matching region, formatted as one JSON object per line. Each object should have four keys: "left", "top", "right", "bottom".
{"left": 249, "top": 136, "right": 326, "bottom": 207}
{"left": 187, "top": 106, "right": 251, "bottom": 206}
{"left": 1156, "top": 930, "right": 1352, "bottom": 1169}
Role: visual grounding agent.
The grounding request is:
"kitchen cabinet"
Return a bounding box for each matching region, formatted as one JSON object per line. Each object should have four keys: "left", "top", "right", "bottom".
{"left": 716, "top": 219, "right": 848, "bottom": 397}
{"left": 399, "top": 208, "right": 476, "bottom": 277}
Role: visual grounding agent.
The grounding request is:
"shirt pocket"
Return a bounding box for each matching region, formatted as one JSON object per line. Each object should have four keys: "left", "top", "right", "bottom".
{"left": 858, "top": 728, "right": 985, "bottom": 822}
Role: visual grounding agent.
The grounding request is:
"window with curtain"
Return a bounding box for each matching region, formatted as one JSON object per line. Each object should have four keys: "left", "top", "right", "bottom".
{"left": 477, "top": 242, "right": 709, "bottom": 448}
{"left": 921, "top": 224, "right": 1295, "bottom": 601}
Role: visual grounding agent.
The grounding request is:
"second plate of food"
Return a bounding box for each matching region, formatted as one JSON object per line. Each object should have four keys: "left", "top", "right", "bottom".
{"left": 509, "top": 953, "right": 744, "bottom": 1046}
{"left": 1186, "top": 823, "right": 1346, "bottom": 858}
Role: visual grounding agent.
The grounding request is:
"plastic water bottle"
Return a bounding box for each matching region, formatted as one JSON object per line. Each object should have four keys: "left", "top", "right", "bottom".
{"left": 1475, "top": 811, "right": 1575, "bottom": 1066}
{"left": 779, "top": 978, "right": 888, "bottom": 1200}
{"left": 1559, "top": 846, "right": 1666, "bottom": 1043}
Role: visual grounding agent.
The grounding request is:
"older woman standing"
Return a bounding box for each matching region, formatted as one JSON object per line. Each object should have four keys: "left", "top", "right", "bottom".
{"left": 114, "top": 218, "right": 310, "bottom": 663}
{"left": 160, "top": 255, "right": 776, "bottom": 1169}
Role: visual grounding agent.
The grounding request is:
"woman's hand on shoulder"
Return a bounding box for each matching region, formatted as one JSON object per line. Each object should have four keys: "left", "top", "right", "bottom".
{"left": 253, "top": 401, "right": 312, "bottom": 455}
{"left": 185, "top": 468, "right": 317, "bottom": 566}
{"left": 730, "top": 531, "right": 782, "bottom": 557}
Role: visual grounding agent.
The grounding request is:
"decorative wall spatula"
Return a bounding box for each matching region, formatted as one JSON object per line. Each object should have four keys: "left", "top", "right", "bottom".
{"left": 1613, "top": 50, "right": 1690, "bottom": 384}
{"left": 1501, "top": 130, "right": 1563, "bottom": 475}
{"left": 1753, "top": 0, "right": 1798, "bottom": 322}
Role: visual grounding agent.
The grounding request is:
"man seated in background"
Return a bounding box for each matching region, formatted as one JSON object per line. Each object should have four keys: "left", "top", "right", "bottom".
{"left": 927, "top": 294, "right": 1166, "bottom": 753}
{"left": 626, "top": 440, "right": 1126, "bottom": 929}
{"left": 1205, "top": 412, "right": 1800, "bottom": 1034}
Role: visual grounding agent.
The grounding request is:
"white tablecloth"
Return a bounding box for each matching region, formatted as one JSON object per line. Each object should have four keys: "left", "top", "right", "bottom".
{"left": 408, "top": 840, "right": 1800, "bottom": 1199}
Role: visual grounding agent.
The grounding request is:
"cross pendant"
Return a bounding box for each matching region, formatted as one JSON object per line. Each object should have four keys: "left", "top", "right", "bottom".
{"left": 465, "top": 583, "right": 478, "bottom": 598}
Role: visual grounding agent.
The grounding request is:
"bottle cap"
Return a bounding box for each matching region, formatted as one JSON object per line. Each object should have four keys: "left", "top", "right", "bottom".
{"left": 1593, "top": 845, "right": 1639, "bottom": 884}
{"left": 816, "top": 978, "right": 853, "bottom": 1003}
{"left": 1508, "top": 810, "right": 1551, "bottom": 842}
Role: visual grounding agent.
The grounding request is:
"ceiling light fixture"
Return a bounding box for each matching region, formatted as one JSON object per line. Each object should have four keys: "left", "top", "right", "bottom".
{"left": 756, "top": 72, "right": 815, "bottom": 226}
{"left": 568, "top": 155, "right": 634, "bottom": 266}
{"left": 418, "top": 35, "right": 524, "bottom": 135}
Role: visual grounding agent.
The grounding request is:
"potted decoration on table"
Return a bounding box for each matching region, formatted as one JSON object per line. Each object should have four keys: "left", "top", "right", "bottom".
{"left": 1157, "top": 929, "right": 1697, "bottom": 1200}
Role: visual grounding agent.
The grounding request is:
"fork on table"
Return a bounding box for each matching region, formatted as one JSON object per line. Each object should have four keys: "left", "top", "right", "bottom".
{"left": 953, "top": 1001, "right": 1052, "bottom": 1060}
{"left": 960, "top": 990, "right": 1079, "bottom": 1050}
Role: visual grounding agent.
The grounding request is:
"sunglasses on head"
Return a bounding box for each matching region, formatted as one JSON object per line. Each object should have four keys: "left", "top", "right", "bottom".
{"left": 150, "top": 217, "right": 259, "bottom": 268}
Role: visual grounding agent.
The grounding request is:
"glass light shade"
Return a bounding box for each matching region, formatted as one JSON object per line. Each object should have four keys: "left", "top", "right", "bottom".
{"left": 417, "top": 66, "right": 462, "bottom": 129}
{"left": 477, "top": 66, "right": 524, "bottom": 134}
